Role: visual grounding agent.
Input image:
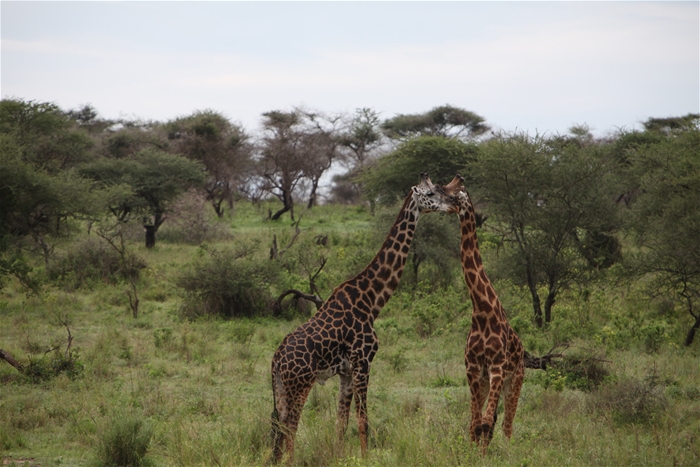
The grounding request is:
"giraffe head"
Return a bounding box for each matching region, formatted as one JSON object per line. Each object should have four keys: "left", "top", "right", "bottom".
{"left": 411, "top": 173, "right": 463, "bottom": 213}
{"left": 441, "top": 174, "right": 471, "bottom": 211}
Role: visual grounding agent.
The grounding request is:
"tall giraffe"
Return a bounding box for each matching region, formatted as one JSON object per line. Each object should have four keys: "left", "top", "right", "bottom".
{"left": 445, "top": 177, "right": 524, "bottom": 453}
{"left": 271, "top": 174, "right": 462, "bottom": 463}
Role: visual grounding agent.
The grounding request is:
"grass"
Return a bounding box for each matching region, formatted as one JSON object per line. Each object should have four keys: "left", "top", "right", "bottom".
{"left": 1, "top": 200, "right": 700, "bottom": 466}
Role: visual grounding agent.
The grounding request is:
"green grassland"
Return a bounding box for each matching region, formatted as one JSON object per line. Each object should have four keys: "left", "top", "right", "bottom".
{"left": 1, "top": 201, "right": 699, "bottom": 466}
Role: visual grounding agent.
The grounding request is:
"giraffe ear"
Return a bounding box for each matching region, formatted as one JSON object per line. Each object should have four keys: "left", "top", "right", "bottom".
{"left": 419, "top": 172, "right": 433, "bottom": 188}
{"left": 443, "top": 174, "right": 464, "bottom": 194}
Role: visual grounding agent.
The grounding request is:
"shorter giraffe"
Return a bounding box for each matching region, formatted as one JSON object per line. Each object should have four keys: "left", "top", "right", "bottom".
{"left": 445, "top": 177, "right": 524, "bottom": 454}
{"left": 271, "top": 174, "right": 462, "bottom": 463}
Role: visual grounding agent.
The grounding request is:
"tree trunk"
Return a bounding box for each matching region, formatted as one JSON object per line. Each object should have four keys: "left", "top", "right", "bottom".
{"left": 684, "top": 300, "right": 700, "bottom": 346}
{"left": 526, "top": 264, "right": 543, "bottom": 328}
{"left": 145, "top": 225, "right": 157, "bottom": 248}
{"left": 544, "top": 290, "right": 556, "bottom": 324}
{"left": 271, "top": 205, "right": 291, "bottom": 221}
{"left": 212, "top": 197, "right": 225, "bottom": 218}
{"left": 307, "top": 178, "right": 319, "bottom": 209}
{"left": 271, "top": 190, "right": 294, "bottom": 221}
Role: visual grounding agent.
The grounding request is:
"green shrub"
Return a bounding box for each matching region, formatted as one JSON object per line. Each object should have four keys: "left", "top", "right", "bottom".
{"left": 550, "top": 352, "right": 610, "bottom": 391}
{"left": 93, "top": 414, "right": 153, "bottom": 467}
{"left": 176, "top": 246, "right": 280, "bottom": 319}
{"left": 23, "top": 349, "right": 84, "bottom": 383}
{"left": 48, "top": 237, "right": 146, "bottom": 290}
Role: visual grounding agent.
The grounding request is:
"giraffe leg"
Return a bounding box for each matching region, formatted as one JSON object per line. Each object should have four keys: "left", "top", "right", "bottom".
{"left": 480, "top": 370, "right": 504, "bottom": 454}
{"left": 466, "top": 365, "right": 485, "bottom": 443}
{"left": 352, "top": 364, "right": 371, "bottom": 457}
{"left": 502, "top": 367, "right": 524, "bottom": 439}
{"left": 274, "top": 383, "right": 312, "bottom": 464}
{"left": 336, "top": 373, "right": 353, "bottom": 441}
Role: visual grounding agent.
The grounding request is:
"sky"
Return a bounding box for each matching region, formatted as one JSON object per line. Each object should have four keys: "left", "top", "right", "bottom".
{"left": 1, "top": 1, "right": 698, "bottom": 137}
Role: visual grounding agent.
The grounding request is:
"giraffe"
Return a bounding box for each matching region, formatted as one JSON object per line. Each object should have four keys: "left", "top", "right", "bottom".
{"left": 444, "top": 176, "right": 525, "bottom": 454}
{"left": 270, "top": 173, "right": 463, "bottom": 463}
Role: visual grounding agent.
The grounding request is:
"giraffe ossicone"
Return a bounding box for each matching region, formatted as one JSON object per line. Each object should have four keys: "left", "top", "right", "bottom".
{"left": 270, "top": 173, "right": 463, "bottom": 463}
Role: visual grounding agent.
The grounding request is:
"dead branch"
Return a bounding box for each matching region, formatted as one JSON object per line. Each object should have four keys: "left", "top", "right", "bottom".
{"left": 0, "top": 349, "right": 24, "bottom": 372}
{"left": 523, "top": 342, "right": 569, "bottom": 370}
{"left": 309, "top": 256, "right": 328, "bottom": 296}
{"left": 126, "top": 278, "right": 140, "bottom": 318}
{"left": 273, "top": 289, "right": 324, "bottom": 316}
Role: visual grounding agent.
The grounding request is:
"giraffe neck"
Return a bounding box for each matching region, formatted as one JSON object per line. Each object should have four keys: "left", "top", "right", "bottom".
{"left": 458, "top": 198, "right": 504, "bottom": 319}
{"left": 356, "top": 194, "right": 420, "bottom": 318}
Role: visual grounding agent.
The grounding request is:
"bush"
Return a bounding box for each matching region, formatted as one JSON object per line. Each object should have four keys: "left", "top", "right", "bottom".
{"left": 157, "top": 189, "right": 230, "bottom": 244}
{"left": 23, "top": 349, "right": 84, "bottom": 383}
{"left": 48, "top": 237, "right": 146, "bottom": 290}
{"left": 176, "top": 246, "right": 280, "bottom": 319}
{"left": 589, "top": 369, "right": 667, "bottom": 424}
{"left": 93, "top": 414, "right": 153, "bottom": 467}
{"left": 550, "top": 352, "right": 610, "bottom": 391}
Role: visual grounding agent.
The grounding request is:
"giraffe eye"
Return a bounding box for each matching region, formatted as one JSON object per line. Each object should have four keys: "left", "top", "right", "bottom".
{"left": 427, "top": 192, "right": 434, "bottom": 197}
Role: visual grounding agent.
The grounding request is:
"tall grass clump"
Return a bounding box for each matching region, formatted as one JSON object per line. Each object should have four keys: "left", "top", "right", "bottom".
{"left": 589, "top": 368, "right": 668, "bottom": 424}
{"left": 93, "top": 414, "right": 153, "bottom": 467}
{"left": 176, "top": 245, "right": 280, "bottom": 319}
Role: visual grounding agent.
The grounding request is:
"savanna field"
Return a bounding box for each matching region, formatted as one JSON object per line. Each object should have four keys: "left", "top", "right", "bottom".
{"left": 1, "top": 200, "right": 699, "bottom": 467}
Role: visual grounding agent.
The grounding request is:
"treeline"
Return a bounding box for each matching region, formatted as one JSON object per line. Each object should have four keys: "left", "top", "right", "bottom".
{"left": 0, "top": 98, "right": 698, "bottom": 344}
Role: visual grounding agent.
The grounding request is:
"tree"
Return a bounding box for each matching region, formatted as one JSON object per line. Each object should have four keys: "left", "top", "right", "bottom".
{"left": 381, "top": 105, "right": 490, "bottom": 141}
{"left": 167, "top": 110, "right": 253, "bottom": 217}
{"left": 476, "top": 133, "right": 619, "bottom": 327}
{"left": 257, "top": 111, "right": 307, "bottom": 220}
{"left": 0, "top": 98, "right": 94, "bottom": 173}
{"left": 360, "top": 136, "right": 478, "bottom": 206}
{"left": 0, "top": 135, "right": 96, "bottom": 288}
{"left": 300, "top": 111, "right": 342, "bottom": 208}
{"left": 339, "top": 107, "right": 383, "bottom": 169}
{"left": 257, "top": 109, "right": 341, "bottom": 219}
{"left": 80, "top": 149, "right": 204, "bottom": 248}
{"left": 624, "top": 124, "right": 700, "bottom": 346}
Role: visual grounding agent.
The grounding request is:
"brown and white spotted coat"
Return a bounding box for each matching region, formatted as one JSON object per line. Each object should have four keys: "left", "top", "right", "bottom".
{"left": 448, "top": 179, "right": 525, "bottom": 454}
{"left": 271, "top": 174, "right": 462, "bottom": 463}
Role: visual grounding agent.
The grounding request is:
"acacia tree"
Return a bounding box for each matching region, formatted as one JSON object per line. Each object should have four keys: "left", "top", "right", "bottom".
{"left": 80, "top": 149, "right": 204, "bottom": 248}
{"left": 167, "top": 110, "right": 253, "bottom": 217}
{"left": 339, "top": 107, "right": 383, "bottom": 169}
{"left": 360, "top": 135, "right": 478, "bottom": 205}
{"left": 476, "top": 132, "right": 619, "bottom": 327}
{"left": 0, "top": 136, "right": 97, "bottom": 294}
{"left": 624, "top": 119, "right": 700, "bottom": 346}
{"left": 0, "top": 98, "right": 94, "bottom": 173}
{"left": 301, "top": 111, "right": 342, "bottom": 208}
{"left": 0, "top": 99, "right": 97, "bottom": 270}
{"left": 257, "top": 109, "right": 341, "bottom": 219}
{"left": 381, "top": 105, "right": 490, "bottom": 141}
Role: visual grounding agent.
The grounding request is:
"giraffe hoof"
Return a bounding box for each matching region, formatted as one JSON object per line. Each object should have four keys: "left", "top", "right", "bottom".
{"left": 474, "top": 425, "right": 483, "bottom": 437}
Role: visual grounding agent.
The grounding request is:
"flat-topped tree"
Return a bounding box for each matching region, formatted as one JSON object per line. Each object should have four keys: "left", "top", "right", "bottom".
{"left": 270, "top": 173, "right": 463, "bottom": 463}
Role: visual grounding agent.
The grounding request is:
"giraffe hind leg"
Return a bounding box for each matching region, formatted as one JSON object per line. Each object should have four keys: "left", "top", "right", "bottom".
{"left": 502, "top": 368, "right": 524, "bottom": 439}
{"left": 336, "top": 373, "right": 353, "bottom": 441}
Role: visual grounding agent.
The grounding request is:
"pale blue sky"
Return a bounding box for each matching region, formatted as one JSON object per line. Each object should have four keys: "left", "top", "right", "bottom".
{"left": 2, "top": 1, "right": 698, "bottom": 136}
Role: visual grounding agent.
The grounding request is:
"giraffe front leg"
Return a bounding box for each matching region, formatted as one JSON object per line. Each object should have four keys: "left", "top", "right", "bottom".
{"left": 466, "top": 365, "right": 484, "bottom": 443}
{"left": 480, "top": 371, "right": 504, "bottom": 454}
{"left": 336, "top": 373, "right": 353, "bottom": 441}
